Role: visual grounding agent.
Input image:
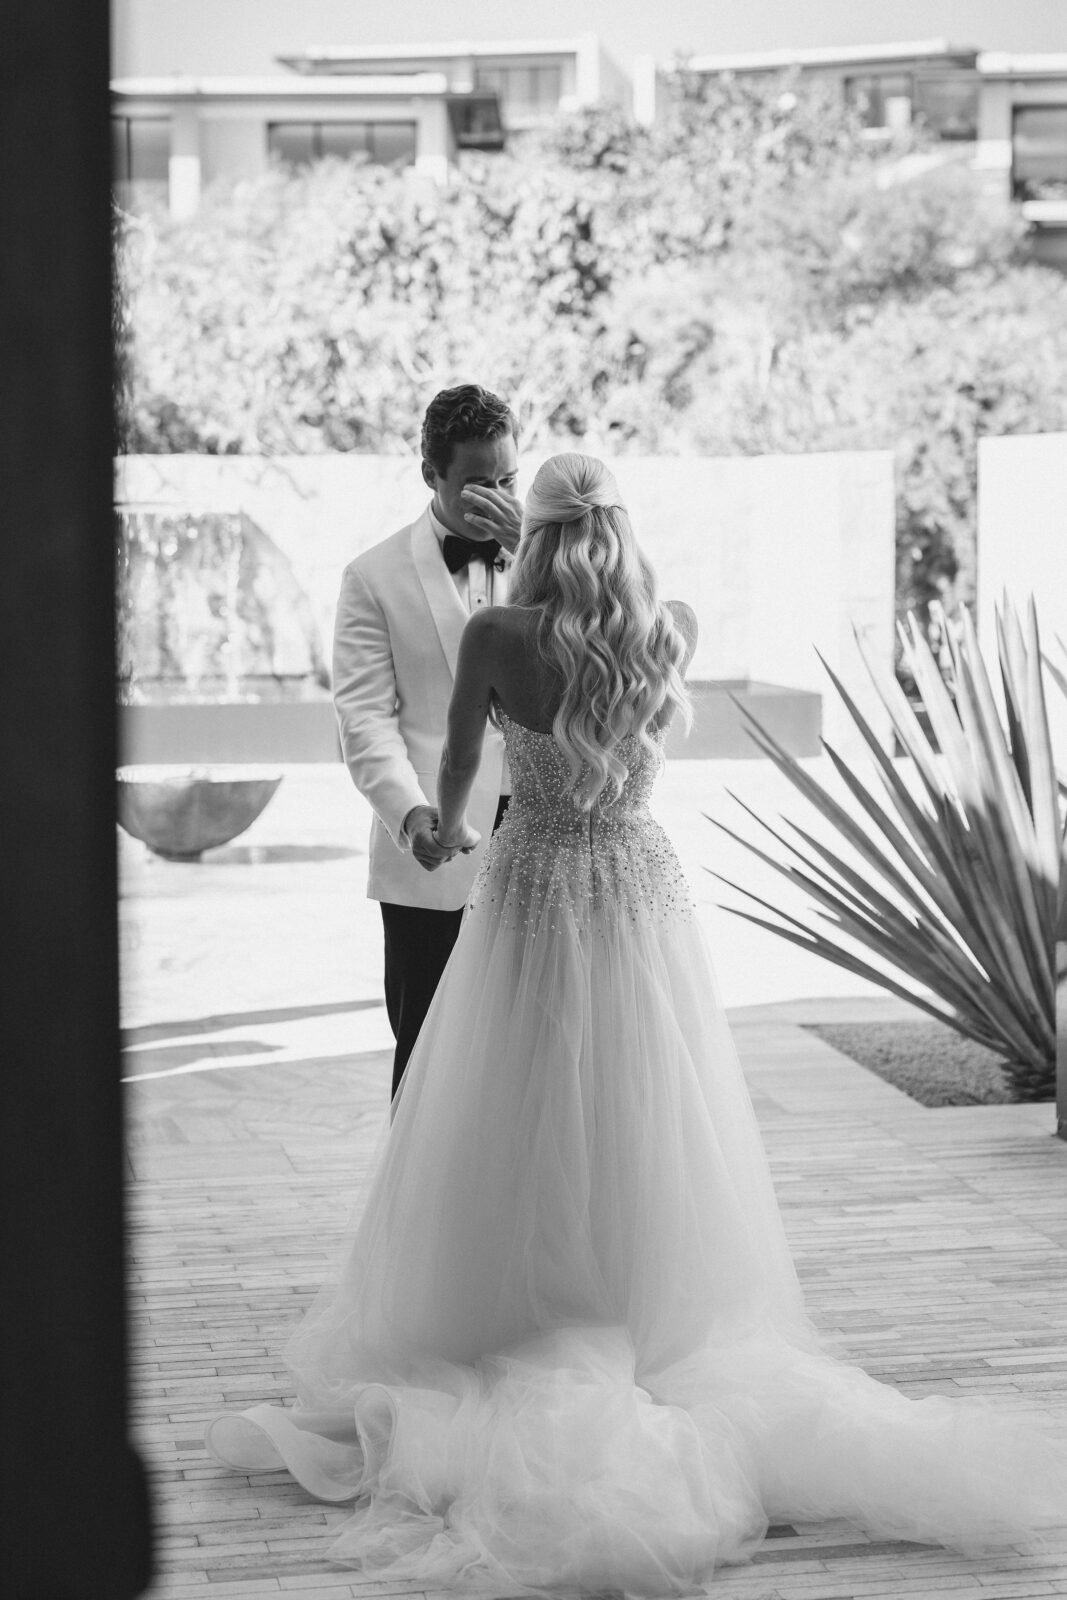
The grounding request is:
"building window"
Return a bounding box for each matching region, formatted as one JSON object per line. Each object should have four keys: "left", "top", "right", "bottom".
{"left": 844, "top": 73, "right": 914, "bottom": 133}
{"left": 112, "top": 117, "right": 170, "bottom": 206}
{"left": 447, "top": 95, "right": 505, "bottom": 152}
{"left": 1012, "top": 106, "right": 1067, "bottom": 202}
{"left": 267, "top": 121, "right": 417, "bottom": 168}
{"left": 474, "top": 64, "right": 563, "bottom": 122}
{"left": 912, "top": 76, "right": 979, "bottom": 141}
{"left": 371, "top": 122, "right": 418, "bottom": 165}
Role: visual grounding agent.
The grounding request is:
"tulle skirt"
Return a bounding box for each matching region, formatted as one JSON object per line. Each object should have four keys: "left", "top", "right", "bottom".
{"left": 206, "top": 876, "right": 1067, "bottom": 1593}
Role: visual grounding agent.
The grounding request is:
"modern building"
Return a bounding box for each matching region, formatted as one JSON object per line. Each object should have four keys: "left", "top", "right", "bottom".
{"left": 111, "top": 72, "right": 502, "bottom": 214}
{"left": 976, "top": 53, "right": 1067, "bottom": 267}
{"left": 632, "top": 38, "right": 1067, "bottom": 269}
{"left": 111, "top": 29, "right": 1067, "bottom": 267}
{"left": 275, "top": 36, "right": 631, "bottom": 133}
{"left": 632, "top": 40, "right": 983, "bottom": 137}
{"left": 111, "top": 34, "right": 628, "bottom": 217}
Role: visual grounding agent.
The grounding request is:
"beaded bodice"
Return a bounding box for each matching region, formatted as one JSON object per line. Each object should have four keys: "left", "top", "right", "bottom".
{"left": 501, "top": 709, "right": 664, "bottom": 821}
{"left": 469, "top": 711, "right": 693, "bottom": 934}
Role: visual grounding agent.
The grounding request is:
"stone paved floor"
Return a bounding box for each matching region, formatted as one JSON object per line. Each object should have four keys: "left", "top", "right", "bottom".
{"left": 121, "top": 764, "right": 1067, "bottom": 1599}
{"left": 126, "top": 1014, "right": 1067, "bottom": 1600}
{"left": 117, "top": 757, "right": 892, "bottom": 1043}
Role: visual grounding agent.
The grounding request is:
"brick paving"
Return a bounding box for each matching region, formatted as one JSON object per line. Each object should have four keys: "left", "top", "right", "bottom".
{"left": 126, "top": 1014, "right": 1067, "bottom": 1600}
{"left": 120, "top": 762, "right": 1067, "bottom": 1599}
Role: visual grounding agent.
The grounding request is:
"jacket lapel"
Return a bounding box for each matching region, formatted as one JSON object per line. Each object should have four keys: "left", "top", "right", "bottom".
{"left": 411, "top": 508, "right": 468, "bottom": 681}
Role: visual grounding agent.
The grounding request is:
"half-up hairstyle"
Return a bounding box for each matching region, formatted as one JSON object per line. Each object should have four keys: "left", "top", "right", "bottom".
{"left": 508, "top": 453, "right": 693, "bottom": 812}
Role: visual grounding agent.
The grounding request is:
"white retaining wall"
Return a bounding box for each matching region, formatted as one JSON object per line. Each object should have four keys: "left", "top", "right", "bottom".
{"left": 117, "top": 449, "right": 897, "bottom": 753}
{"left": 977, "top": 432, "right": 1067, "bottom": 764}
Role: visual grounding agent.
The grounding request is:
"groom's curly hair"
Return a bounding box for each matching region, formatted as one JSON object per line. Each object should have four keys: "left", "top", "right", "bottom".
{"left": 421, "top": 384, "right": 517, "bottom": 477}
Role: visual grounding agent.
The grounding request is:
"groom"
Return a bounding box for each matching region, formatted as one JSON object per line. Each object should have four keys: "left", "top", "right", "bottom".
{"left": 333, "top": 385, "right": 522, "bottom": 1098}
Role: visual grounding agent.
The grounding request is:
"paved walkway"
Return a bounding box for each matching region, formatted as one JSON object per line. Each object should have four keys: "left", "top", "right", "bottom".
{"left": 117, "top": 758, "right": 892, "bottom": 1045}
{"left": 121, "top": 763, "right": 1067, "bottom": 1598}
{"left": 126, "top": 1003, "right": 1067, "bottom": 1600}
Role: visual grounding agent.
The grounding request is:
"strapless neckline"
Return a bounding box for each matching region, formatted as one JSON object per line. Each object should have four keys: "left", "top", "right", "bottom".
{"left": 497, "top": 708, "right": 555, "bottom": 738}
{"left": 497, "top": 708, "right": 669, "bottom": 744}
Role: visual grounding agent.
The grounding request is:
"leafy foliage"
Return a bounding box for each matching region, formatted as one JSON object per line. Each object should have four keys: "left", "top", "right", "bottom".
{"left": 711, "top": 600, "right": 1067, "bottom": 1100}
{"left": 1043, "top": 637, "right": 1067, "bottom": 806}
{"left": 117, "top": 72, "right": 1067, "bottom": 629}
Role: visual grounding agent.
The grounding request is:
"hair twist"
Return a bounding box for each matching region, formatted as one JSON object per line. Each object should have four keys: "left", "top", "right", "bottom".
{"left": 508, "top": 453, "right": 692, "bottom": 812}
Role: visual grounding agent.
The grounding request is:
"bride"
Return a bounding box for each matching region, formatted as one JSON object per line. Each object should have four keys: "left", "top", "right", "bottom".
{"left": 207, "top": 453, "right": 1067, "bottom": 1593}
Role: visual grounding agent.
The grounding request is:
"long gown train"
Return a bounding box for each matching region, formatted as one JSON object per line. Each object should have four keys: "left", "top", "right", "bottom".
{"left": 206, "top": 712, "right": 1067, "bottom": 1593}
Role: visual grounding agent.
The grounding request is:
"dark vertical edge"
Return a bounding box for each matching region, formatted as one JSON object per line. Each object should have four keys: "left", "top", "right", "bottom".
{"left": 0, "top": 2, "right": 153, "bottom": 1595}
{"left": 1057, "top": 941, "right": 1067, "bottom": 1140}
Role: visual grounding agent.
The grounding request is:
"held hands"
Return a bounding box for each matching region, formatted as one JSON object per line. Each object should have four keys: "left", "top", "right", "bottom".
{"left": 405, "top": 805, "right": 480, "bottom": 872}
{"left": 405, "top": 805, "right": 453, "bottom": 872}
{"left": 433, "top": 818, "right": 481, "bottom": 856}
{"left": 460, "top": 485, "right": 522, "bottom": 554}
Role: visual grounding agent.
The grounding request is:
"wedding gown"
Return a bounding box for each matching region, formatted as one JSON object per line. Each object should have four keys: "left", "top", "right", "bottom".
{"left": 207, "top": 710, "right": 1067, "bottom": 1593}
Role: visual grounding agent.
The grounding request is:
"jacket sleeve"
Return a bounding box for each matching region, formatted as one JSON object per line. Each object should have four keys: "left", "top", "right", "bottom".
{"left": 332, "top": 562, "right": 428, "bottom": 850}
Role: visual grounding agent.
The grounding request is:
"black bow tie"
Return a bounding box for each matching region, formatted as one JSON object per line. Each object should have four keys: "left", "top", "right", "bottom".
{"left": 442, "top": 533, "right": 502, "bottom": 574}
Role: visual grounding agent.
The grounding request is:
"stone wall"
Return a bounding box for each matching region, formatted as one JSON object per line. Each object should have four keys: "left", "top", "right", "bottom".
{"left": 117, "top": 449, "right": 897, "bottom": 751}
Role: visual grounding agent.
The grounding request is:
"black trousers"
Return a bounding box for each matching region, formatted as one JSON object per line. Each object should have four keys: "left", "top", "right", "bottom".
{"left": 381, "top": 793, "right": 510, "bottom": 1099}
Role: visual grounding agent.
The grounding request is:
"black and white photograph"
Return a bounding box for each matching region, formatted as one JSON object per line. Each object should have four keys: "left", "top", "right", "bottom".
{"left": 5, "top": 2, "right": 1067, "bottom": 1596}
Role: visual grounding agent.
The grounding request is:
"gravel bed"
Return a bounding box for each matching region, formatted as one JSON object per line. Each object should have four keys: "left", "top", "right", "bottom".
{"left": 802, "top": 1020, "right": 1022, "bottom": 1107}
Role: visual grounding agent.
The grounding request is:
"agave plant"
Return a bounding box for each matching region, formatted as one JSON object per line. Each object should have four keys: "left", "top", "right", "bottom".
{"left": 1041, "top": 634, "right": 1067, "bottom": 802}
{"left": 709, "top": 599, "right": 1067, "bottom": 1100}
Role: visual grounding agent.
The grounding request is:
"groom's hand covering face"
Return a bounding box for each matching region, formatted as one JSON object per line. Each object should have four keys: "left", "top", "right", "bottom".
{"left": 423, "top": 436, "right": 521, "bottom": 554}
{"left": 460, "top": 483, "right": 522, "bottom": 553}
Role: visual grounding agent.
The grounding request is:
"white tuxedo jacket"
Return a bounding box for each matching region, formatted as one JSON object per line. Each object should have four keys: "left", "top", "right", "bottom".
{"left": 333, "top": 508, "right": 506, "bottom": 911}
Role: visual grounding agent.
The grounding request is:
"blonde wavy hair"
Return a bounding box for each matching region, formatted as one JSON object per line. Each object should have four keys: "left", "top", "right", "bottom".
{"left": 507, "top": 453, "right": 693, "bottom": 812}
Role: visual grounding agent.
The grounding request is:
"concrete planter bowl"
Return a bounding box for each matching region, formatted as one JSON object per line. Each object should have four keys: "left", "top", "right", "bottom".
{"left": 116, "top": 766, "right": 283, "bottom": 861}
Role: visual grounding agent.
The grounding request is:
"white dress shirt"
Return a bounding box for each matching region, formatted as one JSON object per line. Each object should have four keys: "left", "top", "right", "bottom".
{"left": 424, "top": 504, "right": 511, "bottom": 804}
{"left": 427, "top": 503, "right": 510, "bottom": 612}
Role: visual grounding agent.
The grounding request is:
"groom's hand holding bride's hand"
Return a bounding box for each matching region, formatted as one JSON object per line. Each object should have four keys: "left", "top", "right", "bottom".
{"left": 406, "top": 805, "right": 457, "bottom": 872}
{"left": 405, "top": 806, "right": 481, "bottom": 870}
{"left": 460, "top": 485, "right": 522, "bottom": 554}
{"left": 432, "top": 818, "right": 481, "bottom": 856}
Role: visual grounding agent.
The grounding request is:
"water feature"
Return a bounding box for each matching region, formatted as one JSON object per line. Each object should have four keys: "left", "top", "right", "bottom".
{"left": 115, "top": 502, "right": 328, "bottom": 704}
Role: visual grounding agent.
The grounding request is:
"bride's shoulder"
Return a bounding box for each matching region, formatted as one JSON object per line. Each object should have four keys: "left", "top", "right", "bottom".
{"left": 492, "top": 604, "right": 543, "bottom": 642}
{"left": 459, "top": 603, "right": 532, "bottom": 661}
{"left": 465, "top": 604, "right": 535, "bottom": 634}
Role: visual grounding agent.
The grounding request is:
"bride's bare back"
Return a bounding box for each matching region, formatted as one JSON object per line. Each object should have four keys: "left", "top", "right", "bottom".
{"left": 489, "top": 601, "right": 698, "bottom": 735}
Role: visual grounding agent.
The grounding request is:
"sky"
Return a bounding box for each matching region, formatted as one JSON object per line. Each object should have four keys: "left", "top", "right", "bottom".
{"left": 112, "top": 0, "right": 1067, "bottom": 79}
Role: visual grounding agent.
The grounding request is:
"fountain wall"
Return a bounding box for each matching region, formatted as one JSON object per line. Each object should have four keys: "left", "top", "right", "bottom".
{"left": 116, "top": 450, "right": 897, "bottom": 760}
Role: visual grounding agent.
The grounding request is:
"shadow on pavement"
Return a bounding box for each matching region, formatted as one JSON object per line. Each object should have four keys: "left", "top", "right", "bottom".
{"left": 122, "top": 997, "right": 384, "bottom": 1047}
{"left": 122, "top": 1047, "right": 395, "bottom": 1088}
{"left": 198, "top": 843, "right": 361, "bottom": 865}
{"left": 121, "top": 1039, "right": 281, "bottom": 1074}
